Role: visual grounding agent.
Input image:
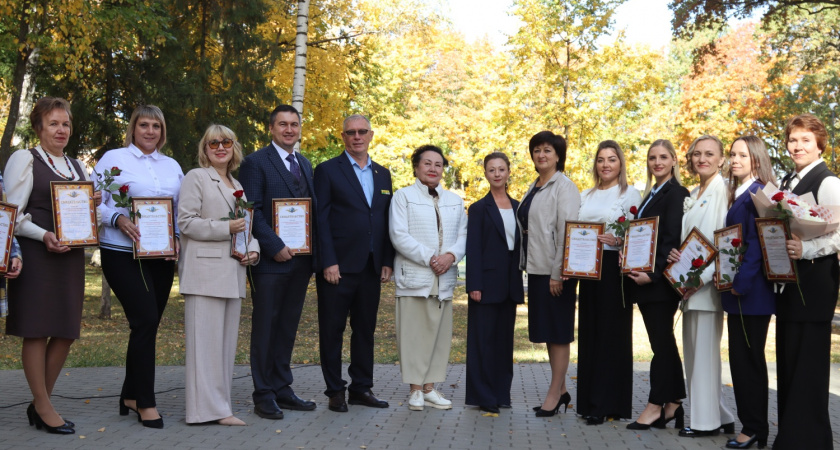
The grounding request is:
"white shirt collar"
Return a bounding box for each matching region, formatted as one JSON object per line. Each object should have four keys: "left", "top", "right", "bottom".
{"left": 735, "top": 177, "right": 757, "bottom": 198}
{"left": 271, "top": 141, "right": 294, "bottom": 160}
{"left": 794, "top": 158, "right": 824, "bottom": 180}
{"left": 128, "top": 143, "right": 161, "bottom": 160}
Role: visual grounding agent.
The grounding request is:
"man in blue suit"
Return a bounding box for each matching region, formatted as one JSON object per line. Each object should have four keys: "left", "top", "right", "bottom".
{"left": 240, "top": 104, "right": 317, "bottom": 419}
{"left": 314, "top": 114, "right": 394, "bottom": 412}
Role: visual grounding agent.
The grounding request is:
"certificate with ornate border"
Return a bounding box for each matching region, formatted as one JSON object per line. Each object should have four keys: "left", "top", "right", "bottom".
{"left": 620, "top": 217, "right": 659, "bottom": 274}
{"left": 562, "top": 221, "right": 604, "bottom": 280}
{"left": 131, "top": 197, "right": 176, "bottom": 259}
{"left": 755, "top": 217, "right": 796, "bottom": 282}
{"left": 714, "top": 224, "right": 742, "bottom": 291}
{"left": 273, "top": 198, "right": 311, "bottom": 255}
{"left": 0, "top": 202, "right": 18, "bottom": 274}
{"left": 50, "top": 181, "right": 98, "bottom": 247}
{"left": 231, "top": 207, "right": 254, "bottom": 259}
{"left": 664, "top": 227, "right": 718, "bottom": 296}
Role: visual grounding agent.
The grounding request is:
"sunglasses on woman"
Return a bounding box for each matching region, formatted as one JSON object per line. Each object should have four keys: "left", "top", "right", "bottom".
{"left": 208, "top": 138, "right": 234, "bottom": 149}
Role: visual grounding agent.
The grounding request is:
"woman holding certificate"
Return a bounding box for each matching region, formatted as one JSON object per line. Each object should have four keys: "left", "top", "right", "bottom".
{"left": 94, "top": 105, "right": 183, "bottom": 429}
{"left": 178, "top": 124, "right": 259, "bottom": 425}
{"left": 4, "top": 97, "right": 97, "bottom": 435}
{"left": 576, "top": 140, "right": 640, "bottom": 425}
{"left": 720, "top": 136, "right": 776, "bottom": 449}
{"left": 625, "top": 139, "right": 688, "bottom": 431}
{"left": 774, "top": 114, "right": 840, "bottom": 449}
{"left": 515, "top": 131, "right": 580, "bottom": 418}
{"left": 465, "top": 152, "right": 524, "bottom": 414}
{"left": 666, "top": 135, "right": 735, "bottom": 438}
{"left": 389, "top": 145, "right": 467, "bottom": 411}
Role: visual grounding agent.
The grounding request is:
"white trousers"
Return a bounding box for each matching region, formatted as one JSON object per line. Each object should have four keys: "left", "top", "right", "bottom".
{"left": 184, "top": 294, "right": 241, "bottom": 423}
{"left": 396, "top": 297, "right": 453, "bottom": 385}
{"left": 683, "top": 309, "right": 735, "bottom": 430}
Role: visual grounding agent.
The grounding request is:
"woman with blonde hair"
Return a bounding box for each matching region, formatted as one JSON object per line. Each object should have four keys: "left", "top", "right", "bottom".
{"left": 576, "top": 140, "right": 640, "bottom": 424}
{"left": 178, "top": 124, "right": 259, "bottom": 425}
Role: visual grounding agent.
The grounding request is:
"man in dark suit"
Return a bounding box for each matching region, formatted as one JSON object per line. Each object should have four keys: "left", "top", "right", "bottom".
{"left": 239, "top": 104, "right": 317, "bottom": 419}
{"left": 313, "top": 114, "right": 394, "bottom": 412}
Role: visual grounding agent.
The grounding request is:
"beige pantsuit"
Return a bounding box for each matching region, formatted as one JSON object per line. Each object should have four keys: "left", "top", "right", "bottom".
{"left": 396, "top": 296, "right": 453, "bottom": 385}
{"left": 683, "top": 310, "right": 735, "bottom": 430}
{"left": 185, "top": 295, "right": 241, "bottom": 423}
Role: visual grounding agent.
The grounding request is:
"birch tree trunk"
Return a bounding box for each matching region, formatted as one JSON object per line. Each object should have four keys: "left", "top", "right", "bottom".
{"left": 291, "top": 0, "right": 310, "bottom": 121}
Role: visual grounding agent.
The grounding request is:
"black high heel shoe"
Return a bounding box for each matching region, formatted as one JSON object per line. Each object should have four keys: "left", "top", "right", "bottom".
{"left": 27, "top": 403, "right": 74, "bottom": 429}
{"left": 726, "top": 434, "right": 767, "bottom": 449}
{"left": 120, "top": 398, "right": 164, "bottom": 429}
{"left": 535, "top": 392, "right": 571, "bottom": 417}
{"left": 721, "top": 422, "right": 736, "bottom": 434}
{"left": 29, "top": 405, "right": 74, "bottom": 435}
{"left": 652, "top": 402, "right": 684, "bottom": 429}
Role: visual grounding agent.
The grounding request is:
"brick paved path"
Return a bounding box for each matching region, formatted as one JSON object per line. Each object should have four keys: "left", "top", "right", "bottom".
{"left": 2, "top": 362, "right": 839, "bottom": 449}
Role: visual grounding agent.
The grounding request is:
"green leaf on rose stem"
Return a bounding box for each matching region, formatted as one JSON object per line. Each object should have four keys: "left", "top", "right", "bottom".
{"left": 229, "top": 211, "right": 236, "bottom": 219}
{"left": 722, "top": 274, "right": 731, "bottom": 282}
{"left": 679, "top": 274, "right": 686, "bottom": 282}
{"left": 107, "top": 182, "right": 121, "bottom": 191}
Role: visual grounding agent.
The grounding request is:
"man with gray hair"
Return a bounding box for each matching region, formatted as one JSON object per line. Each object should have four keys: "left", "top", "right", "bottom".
{"left": 313, "top": 114, "right": 394, "bottom": 412}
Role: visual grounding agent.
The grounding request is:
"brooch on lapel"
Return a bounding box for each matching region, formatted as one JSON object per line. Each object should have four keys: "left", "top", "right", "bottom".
{"left": 381, "top": 189, "right": 391, "bottom": 195}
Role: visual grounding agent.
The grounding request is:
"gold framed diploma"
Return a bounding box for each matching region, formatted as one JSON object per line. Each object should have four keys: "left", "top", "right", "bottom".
{"left": 230, "top": 207, "right": 254, "bottom": 259}
{"left": 131, "top": 197, "right": 176, "bottom": 259}
{"left": 664, "top": 227, "right": 718, "bottom": 296}
{"left": 714, "top": 224, "right": 742, "bottom": 291}
{"left": 0, "top": 202, "right": 18, "bottom": 274}
{"left": 272, "top": 198, "right": 311, "bottom": 255}
{"left": 561, "top": 221, "right": 604, "bottom": 280}
{"left": 755, "top": 217, "right": 796, "bottom": 282}
{"left": 50, "top": 181, "right": 99, "bottom": 247}
{"left": 620, "top": 217, "right": 659, "bottom": 274}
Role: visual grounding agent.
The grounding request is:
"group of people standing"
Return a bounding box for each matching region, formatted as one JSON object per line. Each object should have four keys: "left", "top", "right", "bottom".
{"left": 1, "top": 96, "right": 836, "bottom": 450}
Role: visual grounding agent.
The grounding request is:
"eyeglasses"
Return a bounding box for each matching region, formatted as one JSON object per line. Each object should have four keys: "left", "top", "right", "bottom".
{"left": 208, "top": 138, "right": 234, "bottom": 149}
{"left": 343, "top": 129, "right": 370, "bottom": 137}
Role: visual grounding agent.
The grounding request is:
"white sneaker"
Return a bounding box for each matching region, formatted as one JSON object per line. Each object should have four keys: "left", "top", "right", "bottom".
{"left": 408, "top": 390, "right": 424, "bottom": 411}
{"left": 423, "top": 389, "right": 452, "bottom": 410}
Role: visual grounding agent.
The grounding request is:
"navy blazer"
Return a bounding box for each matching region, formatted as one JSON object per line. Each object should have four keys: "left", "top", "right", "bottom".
{"left": 239, "top": 143, "right": 317, "bottom": 274}
{"left": 720, "top": 181, "right": 775, "bottom": 315}
{"left": 629, "top": 177, "right": 689, "bottom": 304}
{"left": 465, "top": 193, "right": 525, "bottom": 304}
{"left": 313, "top": 153, "right": 395, "bottom": 273}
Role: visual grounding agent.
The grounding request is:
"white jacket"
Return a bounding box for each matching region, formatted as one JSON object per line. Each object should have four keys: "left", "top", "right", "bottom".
{"left": 389, "top": 180, "right": 467, "bottom": 299}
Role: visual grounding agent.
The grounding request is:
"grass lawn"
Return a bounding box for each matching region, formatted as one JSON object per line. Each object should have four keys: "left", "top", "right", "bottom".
{"left": 2, "top": 265, "right": 840, "bottom": 369}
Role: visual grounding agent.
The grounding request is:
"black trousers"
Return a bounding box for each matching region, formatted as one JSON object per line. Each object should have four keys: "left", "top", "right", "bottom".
{"left": 249, "top": 256, "right": 312, "bottom": 404}
{"left": 727, "top": 313, "right": 770, "bottom": 440}
{"left": 315, "top": 255, "right": 381, "bottom": 398}
{"left": 101, "top": 249, "right": 175, "bottom": 408}
{"left": 774, "top": 319, "right": 833, "bottom": 449}
{"left": 638, "top": 300, "right": 685, "bottom": 405}
{"left": 464, "top": 299, "right": 517, "bottom": 407}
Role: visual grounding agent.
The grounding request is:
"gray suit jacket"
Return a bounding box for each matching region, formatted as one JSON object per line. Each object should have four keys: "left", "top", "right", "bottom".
{"left": 178, "top": 167, "right": 260, "bottom": 299}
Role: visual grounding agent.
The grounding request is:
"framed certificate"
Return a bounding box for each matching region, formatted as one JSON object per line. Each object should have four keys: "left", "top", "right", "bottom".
{"left": 273, "top": 198, "right": 311, "bottom": 255}
{"left": 0, "top": 202, "right": 18, "bottom": 274}
{"left": 50, "top": 181, "right": 99, "bottom": 247}
{"left": 620, "top": 217, "right": 659, "bottom": 274}
{"left": 664, "top": 227, "right": 718, "bottom": 296}
{"left": 231, "top": 207, "right": 254, "bottom": 259}
{"left": 714, "top": 224, "right": 742, "bottom": 291}
{"left": 755, "top": 217, "right": 796, "bottom": 282}
{"left": 562, "top": 221, "right": 604, "bottom": 280}
{"left": 131, "top": 197, "right": 176, "bottom": 259}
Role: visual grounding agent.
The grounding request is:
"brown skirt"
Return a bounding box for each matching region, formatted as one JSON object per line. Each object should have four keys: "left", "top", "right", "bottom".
{"left": 5, "top": 236, "right": 85, "bottom": 339}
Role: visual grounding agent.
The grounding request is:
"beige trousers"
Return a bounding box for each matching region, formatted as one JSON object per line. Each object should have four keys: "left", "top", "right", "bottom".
{"left": 683, "top": 309, "right": 735, "bottom": 430}
{"left": 184, "top": 294, "right": 241, "bottom": 423}
{"left": 396, "top": 296, "right": 453, "bottom": 385}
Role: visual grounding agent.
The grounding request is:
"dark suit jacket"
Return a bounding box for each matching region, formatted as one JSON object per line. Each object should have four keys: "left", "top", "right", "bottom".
{"left": 720, "top": 181, "right": 775, "bottom": 315}
{"left": 630, "top": 177, "right": 689, "bottom": 304}
{"left": 239, "top": 143, "right": 316, "bottom": 274}
{"left": 465, "top": 193, "right": 525, "bottom": 304}
{"left": 313, "top": 153, "right": 395, "bottom": 273}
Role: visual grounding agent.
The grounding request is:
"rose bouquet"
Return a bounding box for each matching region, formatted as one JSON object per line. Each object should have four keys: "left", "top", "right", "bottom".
{"left": 750, "top": 183, "right": 840, "bottom": 240}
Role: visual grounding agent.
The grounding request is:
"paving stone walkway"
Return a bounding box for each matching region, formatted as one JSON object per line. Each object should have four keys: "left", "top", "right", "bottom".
{"left": 2, "top": 362, "right": 840, "bottom": 449}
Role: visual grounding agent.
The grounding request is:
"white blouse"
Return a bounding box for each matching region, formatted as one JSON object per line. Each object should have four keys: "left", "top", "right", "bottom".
{"left": 579, "top": 184, "right": 642, "bottom": 251}
{"left": 5, "top": 146, "right": 92, "bottom": 241}
{"left": 499, "top": 208, "right": 516, "bottom": 251}
{"left": 94, "top": 144, "right": 184, "bottom": 252}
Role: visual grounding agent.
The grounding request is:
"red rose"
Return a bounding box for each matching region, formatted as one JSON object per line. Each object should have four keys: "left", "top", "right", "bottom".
{"left": 810, "top": 210, "right": 819, "bottom": 217}
{"left": 771, "top": 192, "right": 785, "bottom": 202}
{"left": 787, "top": 199, "right": 798, "bottom": 206}
{"left": 617, "top": 216, "right": 626, "bottom": 223}
{"left": 691, "top": 257, "right": 704, "bottom": 268}
{"left": 731, "top": 238, "right": 741, "bottom": 247}
{"left": 629, "top": 205, "right": 638, "bottom": 215}
{"left": 118, "top": 185, "right": 129, "bottom": 195}
{"left": 233, "top": 190, "right": 244, "bottom": 199}
{"left": 111, "top": 166, "right": 121, "bottom": 174}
